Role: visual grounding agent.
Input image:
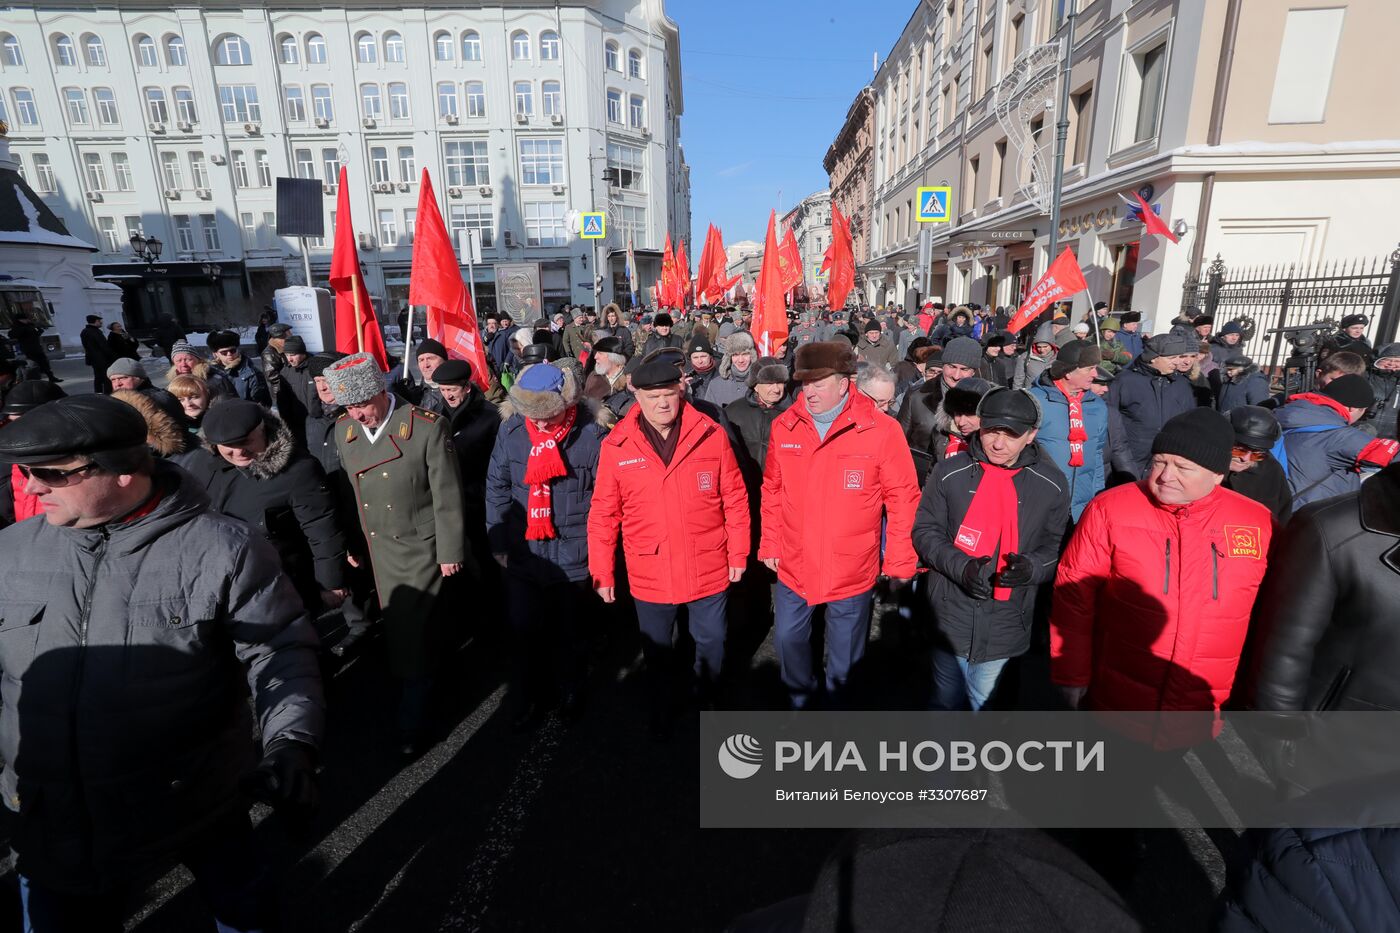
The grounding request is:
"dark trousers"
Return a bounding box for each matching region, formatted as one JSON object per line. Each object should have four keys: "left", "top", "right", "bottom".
{"left": 19, "top": 809, "right": 272, "bottom": 933}
{"left": 91, "top": 367, "right": 111, "bottom": 394}
{"left": 635, "top": 591, "right": 727, "bottom": 707}
{"left": 773, "top": 582, "right": 874, "bottom": 709}
{"left": 26, "top": 350, "right": 55, "bottom": 379}
{"left": 505, "top": 574, "right": 589, "bottom": 709}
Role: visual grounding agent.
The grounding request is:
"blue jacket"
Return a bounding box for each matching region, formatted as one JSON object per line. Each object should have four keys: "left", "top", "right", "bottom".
{"left": 1116, "top": 329, "right": 1145, "bottom": 359}
{"left": 1105, "top": 356, "right": 1198, "bottom": 479}
{"left": 222, "top": 355, "right": 271, "bottom": 406}
{"left": 1216, "top": 365, "right": 1271, "bottom": 413}
{"left": 1027, "top": 375, "right": 1109, "bottom": 521}
{"left": 1274, "top": 396, "right": 1379, "bottom": 508}
{"left": 485, "top": 400, "right": 607, "bottom": 584}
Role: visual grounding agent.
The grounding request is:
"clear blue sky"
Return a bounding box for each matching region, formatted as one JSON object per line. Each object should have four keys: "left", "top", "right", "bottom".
{"left": 668, "top": 0, "right": 913, "bottom": 246}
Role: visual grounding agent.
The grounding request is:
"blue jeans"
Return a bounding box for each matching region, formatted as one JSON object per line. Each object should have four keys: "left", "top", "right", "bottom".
{"left": 774, "top": 582, "right": 874, "bottom": 709}
{"left": 931, "top": 648, "right": 1009, "bottom": 711}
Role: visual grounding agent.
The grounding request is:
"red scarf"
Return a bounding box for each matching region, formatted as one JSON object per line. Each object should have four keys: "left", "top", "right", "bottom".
{"left": 523, "top": 406, "right": 577, "bottom": 540}
{"left": 945, "top": 435, "right": 967, "bottom": 458}
{"left": 1054, "top": 379, "right": 1087, "bottom": 468}
{"left": 954, "top": 464, "right": 1021, "bottom": 600}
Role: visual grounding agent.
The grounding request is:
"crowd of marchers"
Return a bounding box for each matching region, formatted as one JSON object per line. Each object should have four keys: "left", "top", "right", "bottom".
{"left": 0, "top": 296, "right": 1397, "bottom": 930}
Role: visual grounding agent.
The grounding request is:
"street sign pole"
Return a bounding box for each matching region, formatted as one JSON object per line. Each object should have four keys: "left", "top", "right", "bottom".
{"left": 1046, "top": 0, "right": 1078, "bottom": 269}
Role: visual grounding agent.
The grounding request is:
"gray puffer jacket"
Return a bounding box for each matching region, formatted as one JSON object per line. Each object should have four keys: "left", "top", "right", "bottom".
{"left": 0, "top": 462, "right": 323, "bottom": 894}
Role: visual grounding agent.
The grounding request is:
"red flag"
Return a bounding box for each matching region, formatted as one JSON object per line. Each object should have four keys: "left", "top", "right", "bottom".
{"left": 660, "top": 232, "right": 677, "bottom": 308}
{"left": 328, "top": 165, "right": 389, "bottom": 369}
{"left": 753, "top": 210, "right": 789, "bottom": 355}
{"left": 694, "top": 224, "right": 722, "bottom": 305}
{"left": 675, "top": 236, "right": 692, "bottom": 310}
{"left": 1007, "top": 248, "right": 1089, "bottom": 334}
{"left": 409, "top": 169, "right": 490, "bottom": 391}
{"left": 777, "top": 226, "right": 804, "bottom": 294}
{"left": 820, "top": 202, "right": 856, "bottom": 312}
{"left": 1133, "top": 192, "right": 1179, "bottom": 243}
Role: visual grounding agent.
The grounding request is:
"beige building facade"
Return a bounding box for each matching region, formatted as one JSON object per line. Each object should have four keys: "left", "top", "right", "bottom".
{"left": 822, "top": 86, "right": 874, "bottom": 268}
{"left": 780, "top": 188, "right": 830, "bottom": 298}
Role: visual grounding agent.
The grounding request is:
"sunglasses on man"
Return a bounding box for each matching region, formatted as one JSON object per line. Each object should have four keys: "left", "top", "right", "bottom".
{"left": 17, "top": 462, "right": 100, "bottom": 487}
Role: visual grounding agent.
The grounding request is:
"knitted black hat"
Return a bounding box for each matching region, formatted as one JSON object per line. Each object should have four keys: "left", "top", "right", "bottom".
{"left": 1151, "top": 408, "right": 1234, "bottom": 474}
{"left": 1321, "top": 373, "right": 1375, "bottom": 409}
{"left": 416, "top": 338, "right": 448, "bottom": 360}
{"left": 687, "top": 333, "right": 716, "bottom": 357}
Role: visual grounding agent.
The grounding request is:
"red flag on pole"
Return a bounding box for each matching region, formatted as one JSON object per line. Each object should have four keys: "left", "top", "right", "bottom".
{"left": 777, "top": 226, "right": 804, "bottom": 294}
{"left": 675, "top": 236, "right": 692, "bottom": 310}
{"left": 1007, "top": 248, "right": 1089, "bottom": 334}
{"left": 409, "top": 169, "right": 490, "bottom": 391}
{"left": 328, "top": 165, "right": 389, "bottom": 369}
{"left": 1133, "top": 192, "right": 1180, "bottom": 243}
{"left": 694, "top": 224, "right": 721, "bottom": 305}
{"left": 753, "top": 210, "right": 790, "bottom": 355}
{"left": 820, "top": 202, "right": 856, "bottom": 312}
{"left": 660, "top": 232, "right": 677, "bottom": 307}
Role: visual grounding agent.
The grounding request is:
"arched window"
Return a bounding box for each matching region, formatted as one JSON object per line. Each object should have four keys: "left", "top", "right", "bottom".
{"left": 279, "top": 34, "right": 299, "bottom": 64}
{"left": 84, "top": 35, "right": 106, "bottom": 67}
{"left": 510, "top": 31, "right": 530, "bottom": 61}
{"left": 604, "top": 40, "right": 619, "bottom": 72}
{"left": 462, "top": 31, "right": 482, "bottom": 62}
{"left": 540, "top": 31, "right": 560, "bottom": 60}
{"left": 305, "top": 33, "right": 326, "bottom": 64}
{"left": 165, "top": 35, "right": 186, "bottom": 66}
{"left": 628, "top": 48, "right": 643, "bottom": 79}
{"left": 135, "top": 35, "right": 158, "bottom": 67}
{"left": 53, "top": 35, "right": 76, "bottom": 67}
{"left": 1, "top": 34, "right": 21, "bottom": 67}
{"left": 434, "top": 31, "right": 453, "bottom": 61}
{"left": 214, "top": 34, "right": 252, "bottom": 66}
{"left": 384, "top": 31, "right": 404, "bottom": 63}
{"left": 355, "top": 32, "right": 376, "bottom": 64}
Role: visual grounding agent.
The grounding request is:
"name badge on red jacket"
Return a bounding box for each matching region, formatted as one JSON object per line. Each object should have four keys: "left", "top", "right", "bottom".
{"left": 1224, "top": 525, "right": 1263, "bottom": 559}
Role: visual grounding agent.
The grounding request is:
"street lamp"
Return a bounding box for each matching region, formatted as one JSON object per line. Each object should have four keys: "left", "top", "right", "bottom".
{"left": 129, "top": 232, "right": 163, "bottom": 264}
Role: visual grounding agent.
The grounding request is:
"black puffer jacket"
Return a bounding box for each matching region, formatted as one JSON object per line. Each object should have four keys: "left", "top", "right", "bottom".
{"left": 912, "top": 436, "right": 1070, "bottom": 663}
{"left": 896, "top": 377, "right": 952, "bottom": 485}
{"left": 444, "top": 387, "right": 502, "bottom": 535}
{"left": 1366, "top": 367, "right": 1400, "bottom": 440}
{"left": 726, "top": 390, "right": 794, "bottom": 532}
{"left": 1105, "top": 356, "right": 1198, "bottom": 479}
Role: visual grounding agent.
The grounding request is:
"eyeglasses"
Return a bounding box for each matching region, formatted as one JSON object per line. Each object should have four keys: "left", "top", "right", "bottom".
{"left": 18, "top": 462, "right": 100, "bottom": 487}
{"left": 1231, "top": 446, "right": 1266, "bottom": 461}
{"left": 214, "top": 347, "right": 240, "bottom": 355}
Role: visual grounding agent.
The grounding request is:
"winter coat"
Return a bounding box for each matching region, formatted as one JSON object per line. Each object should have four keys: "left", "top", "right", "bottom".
{"left": 1208, "top": 335, "right": 1244, "bottom": 367}
{"left": 218, "top": 355, "right": 272, "bottom": 407}
{"left": 1027, "top": 375, "right": 1110, "bottom": 521}
{"left": 1366, "top": 368, "right": 1400, "bottom": 439}
{"left": 1273, "top": 395, "right": 1396, "bottom": 508}
{"left": 1105, "top": 357, "right": 1198, "bottom": 479}
{"left": 1013, "top": 350, "right": 1054, "bottom": 390}
{"left": 896, "top": 376, "right": 948, "bottom": 484}
{"left": 9, "top": 322, "right": 46, "bottom": 359}
{"left": 1116, "top": 328, "right": 1145, "bottom": 359}
{"left": 392, "top": 376, "right": 448, "bottom": 416}
{"left": 589, "top": 404, "right": 749, "bottom": 603}
{"left": 8, "top": 464, "right": 39, "bottom": 522}
{"left": 933, "top": 321, "right": 974, "bottom": 345}
{"left": 1050, "top": 482, "right": 1273, "bottom": 748}
{"left": 106, "top": 330, "right": 140, "bottom": 362}
{"left": 641, "top": 332, "right": 684, "bottom": 358}
{"left": 1216, "top": 364, "right": 1271, "bottom": 413}
{"left": 986, "top": 353, "right": 1017, "bottom": 388}
{"left": 856, "top": 335, "right": 899, "bottom": 371}
{"left": 486, "top": 400, "right": 608, "bottom": 585}
{"left": 277, "top": 357, "right": 320, "bottom": 447}
{"left": 1328, "top": 332, "right": 1373, "bottom": 361}
{"left": 260, "top": 344, "right": 286, "bottom": 405}
{"left": 0, "top": 462, "right": 322, "bottom": 894}
{"left": 562, "top": 322, "right": 592, "bottom": 360}
{"left": 444, "top": 387, "right": 501, "bottom": 536}
{"left": 913, "top": 437, "right": 1070, "bottom": 662}
{"left": 80, "top": 323, "right": 114, "bottom": 370}
{"left": 700, "top": 357, "right": 755, "bottom": 408}
{"left": 1223, "top": 455, "right": 1292, "bottom": 524}
{"left": 760, "top": 390, "right": 921, "bottom": 603}
{"left": 1098, "top": 338, "right": 1133, "bottom": 375}
{"left": 726, "top": 390, "right": 793, "bottom": 504}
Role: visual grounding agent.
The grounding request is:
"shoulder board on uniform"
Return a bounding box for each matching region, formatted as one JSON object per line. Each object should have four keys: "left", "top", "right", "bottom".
{"left": 412, "top": 408, "right": 441, "bottom": 422}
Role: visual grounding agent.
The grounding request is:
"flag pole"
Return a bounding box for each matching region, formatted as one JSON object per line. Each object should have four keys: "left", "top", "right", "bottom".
{"left": 402, "top": 305, "right": 414, "bottom": 378}
{"left": 353, "top": 274, "right": 365, "bottom": 353}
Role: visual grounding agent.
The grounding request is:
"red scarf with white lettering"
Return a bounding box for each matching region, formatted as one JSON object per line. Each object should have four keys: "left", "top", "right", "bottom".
{"left": 523, "top": 406, "right": 576, "bottom": 540}
{"left": 945, "top": 435, "right": 967, "bottom": 458}
{"left": 954, "top": 465, "right": 1021, "bottom": 601}
{"left": 1055, "top": 379, "right": 1087, "bottom": 468}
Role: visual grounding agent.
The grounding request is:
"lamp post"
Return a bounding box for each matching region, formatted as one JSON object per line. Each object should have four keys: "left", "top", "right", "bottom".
{"left": 129, "top": 232, "right": 163, "bottom": 264}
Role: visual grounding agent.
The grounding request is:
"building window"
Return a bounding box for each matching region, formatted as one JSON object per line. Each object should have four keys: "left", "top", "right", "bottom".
{"left": 518, "top": 138, "right": 563, "bottom": 186}
{"left": 54, "top": 36, "right": 77, "bottom": 67}
{"left": 437, "top": 82, "right": 458, "bottom": 117}
{"left": 384, "top": 31, "right": 405, "bottom": 63}
{"left": 33, "top": 154, "right": 54, "bottom": 192}
{"left": 992, "top": 138, "right": 1006, "bottom": 198}
{"left": 112, "top": 152, "right": 133, "bottom": 190}
{"left": 371, "top": 146, "right": 390, "bottom": 183}
{"left": 462, "top": 31, "right": 481, "bottom": 62}
{"left": 2, "top": 34, "right": 22, "bottom": 67}
{"left": 125, "top": 215, "right": 143, "bottom": 240}
{"left": 165, "top": 35, "right": 186, "bottom": 66}
{"left": 628, "top": 49, "right": 643, "bottom": 79}
{"left": 378, "top": 209, "right": 397, "bottom": 246}
{"left": 306, "top": 33, "right": 326, "bottom": 64}
{"left": 540, "top": 31, "right": 560, "bottom": 60}
{"left": 523, "top": 201, "right": 567, "bottom": 246}
{"left": 12, "top": 89, "right": 38, "bottom": 126}
{"left": 64, "top": 88, "right": 89, "bottom": 125}
{"left": 161, "top": 151, "right": 184, "bottom": 189}
{"left": 465, "top": 81, "right": 485, "bottom": 118}
{"left": 403, "top": 208, "right": 416, "bottom": 242}
{"left": 604, "top": 40, "right": 619, "bottom": 71}
{"left": 361, "top": 84, "right": 382, "bottom": 120}
{"left": 965, "top": 155, "right": 979, "bottom": 212}
{"left": 174, "top": 87, "right": 197, "bottom": 123}
{"left": 617, "top": 204, "right": 645, "bottom": 245}
{"left": 215, "top": 34, "right": 252, "bottom": 66}
{"left": 174, "top": 215, "right": 195, "bottom": 252}
{"left": 279, "top": 35, "right": 299, "bottom": 64}
{"left": 606, "top": 89, "right": 622, "bottom": 124}
{"left": 255, "top": 150, "right": 271, "bottom": 187}
{"left": 388, "top": 82, "right": 409, "bottom": 120}
{"left": 607, "top": 142, "right": 644, "bottom": 191}
{"left": 356, "top": 33, "right": 376, "bottom": 64}
{"left": 94, "top": 88, "right": 119, "bottom": 125}
{"left": 84, "top": 35, "right": 106, "bottom": 67}
{"left": 1268, "top": 8, "right": 1345, "bottom": 124}
{"left": 240, "top": 211, "right": 256, "bottom": 247}
{"left": 322, "top": 148, "right": 339, "bottom": 183}
{"left": 1071, "top": 87, "right": 1093, "bottom": 164}
{"left": 514, "top": 81, "right": 533, "bottom": 116}
{"left": 434, "top": 31, "right": 453, "bottom": 61}
{"left": 444, "top": 139, "right": 489, "bottom": 186}
{"left": 628, "top": 94, "right": 645, "bottom": 129}
{"left": 136, "top": 35, "right": 158, "bottom": 67}
{"left": 542, "top": 81, "right": 562, "bottom": 117}
{"left": 448, "top": 203, "right": 494, "bottom": 248}
{"left": 295, "top": 148, "right": 315, "bottom": 179}
{"left": 145, "top": 87, "right": 169, "bottom": 124}
{"left": 261, "top": 211, "right": 277, "bottom": 248}
{"left": 190, "top": 151, "right": 208, "bottom": 188}
{"left": 397, "top": 146, "right": 415, "bottom": 182}
{"left": 312, "top": 85, "right": 333, "bottom": 122}
{"left": 98, "top": 217, "right": 120, "bottom": 252}
{"left": 284, "top": 85, "right": 306, "bottom": 122}
{"left": 232, "top": 150, "right": 249, "bottom": 187}
{"left": 219, "top": 85, "right": 260, "bottom": 123}
{"left": 1130, "top": 42, "right": 1166, "bottom": 145}
{"left": 82, "top": 152, "right": 107, "bottom": 191}
{"left": 200, "top": 214, "right": 220, "bottom": 251}
{"left": 511, "top": 31, "right": 530, "bottom": 61}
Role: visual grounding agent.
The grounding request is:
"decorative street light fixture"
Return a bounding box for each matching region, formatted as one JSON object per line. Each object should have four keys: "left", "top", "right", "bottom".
{"left": 129, "top": 232, "right": 164, "bottom": 264}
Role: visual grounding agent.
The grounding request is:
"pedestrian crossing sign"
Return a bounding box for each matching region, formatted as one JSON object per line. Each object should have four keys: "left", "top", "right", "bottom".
{"left": 916, "top": 186, "right": 953, "bottom": 223}
{"left": 813, "top": 262, "right": 829, "bottom": 281}
{"left": 580, "top": 212, "right": 606, "bottom": 239}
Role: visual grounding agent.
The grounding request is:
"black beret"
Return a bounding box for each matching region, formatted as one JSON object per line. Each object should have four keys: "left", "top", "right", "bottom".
{"left": 434, "top": 359, "right": 473, "bottom": 386}
{"left": 416, "top": 338, "right": 448, "bottom": 359}
{"left": 632, "top": 358, "right": 683, "bottom": 390}
{"left": 1, "top": 380, "right": 67, "bottom": 417}
{"left": 202, "top": 399, "right": 266, "bottom": 446}
{"left": 282, "top": 335, "right": 307, "bottom": 354}
{"left": 205, "top": 330, "right": 241, "bottom": 351}
{"left": 0, "top": 395, "right": 147, "bottom": 465}
{"left": 308, "top": 351, "right": 348, "bottom": 377}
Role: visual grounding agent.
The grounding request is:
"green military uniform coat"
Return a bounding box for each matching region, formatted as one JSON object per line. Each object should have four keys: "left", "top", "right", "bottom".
{"left": 336, "top": 401, "right": 466, "bottom": 678}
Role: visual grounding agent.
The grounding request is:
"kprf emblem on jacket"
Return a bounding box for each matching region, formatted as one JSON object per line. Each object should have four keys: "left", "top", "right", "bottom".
{"left": 1224, "top": 525, "right": 1263, "bottom": 559}
{"left": 844, "top": 469, "right": 864, "bottom": 490}
{"left": 697, "top": 471, "right": 714, "bottom": 492}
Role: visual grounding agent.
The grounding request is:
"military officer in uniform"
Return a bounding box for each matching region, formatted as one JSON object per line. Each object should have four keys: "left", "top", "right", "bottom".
{"left": 325, "top": 352, "right": 467, "bottom": 755}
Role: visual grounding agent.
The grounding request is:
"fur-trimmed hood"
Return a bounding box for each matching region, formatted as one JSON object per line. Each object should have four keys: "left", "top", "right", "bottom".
{"left": 497, "top": 396, "right": 611, "bottom": 429}
{"left": 204, "top": 410, "right": 296, "bottom": 479}
{"left": 110, "top": 389, "right": 193, "bottom": 458}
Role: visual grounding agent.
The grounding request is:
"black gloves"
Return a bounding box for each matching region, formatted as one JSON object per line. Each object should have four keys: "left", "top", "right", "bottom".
{"left": 241, "top": 738, "right": 318, "bottom": 815}
{"left": 996, "top": 552, "right": 1035, "bottom": 588}
{"left": 960, "top": 556, "right": 995, "bottom": 600}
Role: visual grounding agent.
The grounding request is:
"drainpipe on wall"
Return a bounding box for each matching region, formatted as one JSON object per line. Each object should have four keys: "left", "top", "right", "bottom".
{"left": 1189, "top": 0, "right": 1243, "bottom": 278}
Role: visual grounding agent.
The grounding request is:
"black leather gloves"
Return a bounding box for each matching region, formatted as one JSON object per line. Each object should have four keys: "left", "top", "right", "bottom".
{"left": 960, "top": 555, "right": 995, "bottom": 600}
{"left": 241, "top": 738, "right": 318, "bottom": 814}
{"left": 996, "top": 552, "right": 1035, "bottom": 587}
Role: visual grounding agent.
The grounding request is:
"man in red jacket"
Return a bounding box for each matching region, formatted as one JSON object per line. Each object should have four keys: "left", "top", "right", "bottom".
{"left": 589, "top": 357, "right": 749, "bottom": 732}
{"left": 1050, "top": 407, "right": 1274, "bottom": 747}
{"left": 761, "top": 341, "right": 921, "bottom": 708}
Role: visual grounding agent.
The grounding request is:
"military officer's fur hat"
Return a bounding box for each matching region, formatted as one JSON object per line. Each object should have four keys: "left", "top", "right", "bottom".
{"left": 325, "top": 352, "right": 387, "bottom": 407}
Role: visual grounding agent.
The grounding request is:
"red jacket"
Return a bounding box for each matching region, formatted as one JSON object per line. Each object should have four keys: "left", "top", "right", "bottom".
{"left": 588, "top": 403, "right": 749, "bottom": 604}
{"left": 1050, "top": 482, "right": 1273, "bottom": 747}
{"left": 759, "top": 390, "right": 920, "bottom": 604}
{"left": 11, "top": 464, "right": 40, "bottom": 523}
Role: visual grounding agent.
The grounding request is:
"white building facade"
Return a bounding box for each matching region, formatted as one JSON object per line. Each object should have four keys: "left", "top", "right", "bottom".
{"left": 0, "top": 0, "right": 688, "bottom": 345}
{"left": 780, "top": 189, "right": 830, "bottom": 301}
